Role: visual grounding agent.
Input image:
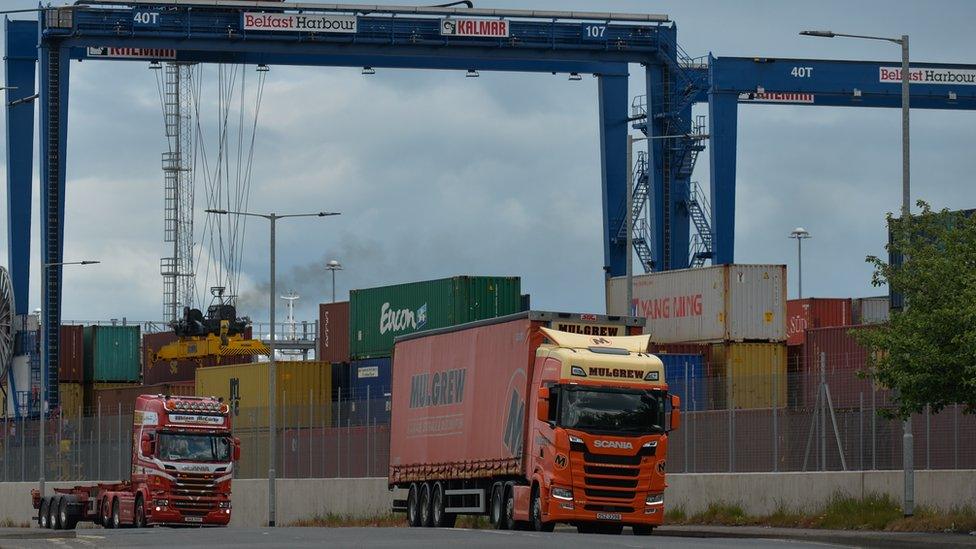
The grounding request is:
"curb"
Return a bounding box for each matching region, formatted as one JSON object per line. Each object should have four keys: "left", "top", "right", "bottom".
{"left": 0, "top": 529, "right": 77, "bottom": 540}
{"left": 655, "top": 525, "right": 976, "bottom": 548}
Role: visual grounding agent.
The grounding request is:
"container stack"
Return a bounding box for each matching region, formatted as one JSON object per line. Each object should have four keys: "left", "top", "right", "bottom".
{"left": 82, "top": 325, "right": 141, "bottom": 412}
{"left": 58, "top": 325, "right": 85, "bottom": 417}
{"left": 607, "top": 264, "right": 788, "bottom": 409}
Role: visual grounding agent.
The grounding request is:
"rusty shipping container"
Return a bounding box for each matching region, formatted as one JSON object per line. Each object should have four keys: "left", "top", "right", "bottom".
{"left": 91, "top": 382, "right": 194, "bottom": 413}
{"left": 195, "top": 361, "right": 332, "bottom": 430}
{"left": 802, "top": 324, "right": 886, "bottom": 410}
{"left": 786, "top": 298, "right": 852, "bottom": 346}
{"left": 319, "top": 301, "right": 350, "bottom": 364}
{"left": 607, "top": 264, "right": 787, "bottom": 344}
{"left": 58, "top": 325, "right": 84, "bottom": 383}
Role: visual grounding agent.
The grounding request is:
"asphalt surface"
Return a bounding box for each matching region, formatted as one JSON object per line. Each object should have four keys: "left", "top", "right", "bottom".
{"left": 0, "top": 527, "right": 844, "bottom": 549}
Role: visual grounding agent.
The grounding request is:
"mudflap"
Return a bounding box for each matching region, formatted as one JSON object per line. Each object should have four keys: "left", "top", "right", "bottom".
{"left": 512, "top": 485, "right": 531, "bottom": 522}
{"left": 116, "top": 493, "right": 137, "bottom": 526}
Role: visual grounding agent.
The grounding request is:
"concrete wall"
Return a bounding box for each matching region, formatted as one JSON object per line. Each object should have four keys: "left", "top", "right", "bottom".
{"left": 3, "top": 471, "right": 974, "bottom": 527}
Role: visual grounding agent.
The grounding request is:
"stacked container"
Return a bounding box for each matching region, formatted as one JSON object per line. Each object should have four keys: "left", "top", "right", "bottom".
{"left": 610, "top": 265, "right": 788, "bottom": 410}
{"left": 786, "top": 298, "right": 852, "bottom": 346}
{"left": 83, "top": 325, "right": 141, "bottom": 411}
{"left": 57, "top": 324, "right": 86, "bottom": 417}
{"left": 802, "top": 324, "right": 885, "bottom": 410}
{"left": 319, "top": 301, "right": 350, "bottom": 364}
{"left": 852, "top": 296, "right": 890, "bottom": 325}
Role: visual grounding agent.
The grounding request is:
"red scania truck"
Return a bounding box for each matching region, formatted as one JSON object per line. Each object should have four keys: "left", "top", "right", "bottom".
{"left": 389, "top": 311, "right": 680, "bottom": 535}
{"left": 31, "top": 394, "right": 240, "bottom": 529}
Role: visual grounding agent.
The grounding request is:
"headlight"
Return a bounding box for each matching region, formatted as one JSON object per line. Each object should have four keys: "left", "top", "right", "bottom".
{"left": 219, "top": 501, "right": 232, "bottom": 509}
{"left": 645, "top": 494, "right": 664, "bottom": 506}
{"left": 154, "top": 499, "right": 169, "bottom": 507}
{"left": 551, "top": 487, "right": 574, "bottom": 501}
{"left": 570, "top": 366, "right": 587, "bottom": 377}
{"left": 569, "top": 435, "right": 583, "bottom": 444}
{"left": 642, "top": 441, "right": 658, "bottom": 449}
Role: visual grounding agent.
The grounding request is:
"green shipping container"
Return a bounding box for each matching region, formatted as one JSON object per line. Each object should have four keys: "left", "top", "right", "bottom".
{"left": 83, "top": 325, "right": 141, "bottom": 382}
{"left": 349, "top": 276, "right": 521, "bottom": 360}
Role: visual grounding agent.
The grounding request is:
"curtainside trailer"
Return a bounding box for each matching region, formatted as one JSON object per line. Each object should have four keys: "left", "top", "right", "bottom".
{"left": 388, "top": 311, "right": 679, "bottom": 535}
{"left": 31, "top": 394, "right": 240, "bottom": 529}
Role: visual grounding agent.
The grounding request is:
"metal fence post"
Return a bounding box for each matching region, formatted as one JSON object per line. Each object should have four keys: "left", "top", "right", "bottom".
{"left": 925, "top": 405, "right": 931, "bottom": 470}
{"left": 366, "top": 386, "right": 371, "bottom": 477}
{"left": 954, "top": 404, "right": 960, "bottom": 469}
{"left": 346, "top": 417, "right": 351, "bottom": 477}
{"left": 282, "top": 391, "right": 287, "bottom": 480}
{"left": 118, "top": 403, "right": 123, "bottom": 479}
{"left": 309, "top": 388, "right": 313, "bottom": 479}
{"left": 3, "top": 415, "right": 7, "bottom": 482}
{"left": 728, "top": 360, "right": 734, "bottom": 473}
{"left": 859, "top": 392, "right": 865, "bottom": 471}
{"left": 820, "top": 352, "right": 827, "bottom": 471}
{"left": 871, "top": 384, "right": 877, "bottom": 470}
{"left": 772, "top": 357, "right": 779, "bottom": 473}
{"left": 97, "top": 399, "right": 102, "bottom": 480}
{"left": 337, "top": 387, "right": 341, "bottom": 478}
{"left": 20, "top": 416, "right": 25, "bottom": 481}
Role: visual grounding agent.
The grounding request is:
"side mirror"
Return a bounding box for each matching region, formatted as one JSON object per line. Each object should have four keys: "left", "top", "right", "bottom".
{"left": 669, "top": 394, "right": 681, "bottom": 431}
{"left": 232, "top": 437, "right": 241, "bottom": 461}
{"left": 140, "top": 433, "right": 155, "bottom": 456}
{"left": 536, "top": 386, "right": 550, "bottom": 423}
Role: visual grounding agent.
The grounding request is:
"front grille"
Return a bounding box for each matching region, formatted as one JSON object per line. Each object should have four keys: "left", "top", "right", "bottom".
{"left": 170, "top": 472, "right": 219, "bottom": 515}
{"left": 584, "top": 504, "right": 633, "bottom": 513}
{"left": 585, "top": 476, "right": 638, "bottom": 489}
{"left": 172, "top": 499, "right": 213, "bottom": 516}
{"left": 583, "top": 452, "right": 641, "bottom": 466}
{"left": 174, "top": 476, "right": 217, "bottom": 496}
{"left": 585, "top": 465, "right": 639, "bottom": 477}
{"left": 584, "top": 488, "right": 635, "bottom": 500}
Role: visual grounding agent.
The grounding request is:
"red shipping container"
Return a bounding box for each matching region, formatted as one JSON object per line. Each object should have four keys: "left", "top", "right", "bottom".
{"left": 786, "top": 298, "right": 852, "bottom": 346}
{"left": 92, "top": 381, "right": 195, "bottom": 413}
{"left": 319, "top": 301, "right": 350, "bottom": 363}
{"left": 802, "top": 324, "right": 887, "bottom": 409}
{"left": 142, "top": 328, "right": 252, "bottom": 385}
{"left": 58, "top": 325, "right": 85, "bottom": 382}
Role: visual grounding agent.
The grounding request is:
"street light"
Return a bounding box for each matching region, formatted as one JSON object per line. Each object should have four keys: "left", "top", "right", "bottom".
{"left": 801, "top": 29, "right": 914, "bottom": 517}
{"left": 325, "top": 260, "right": 343, "bottom": 303}
{"left": 205, "top": 208, "right": 339, "bottom": 527}
{"left": 788, "top": 228, "right": 811, "bottom": 299}
{"left": 39, "top": 260, "right": 100, "bottom": 499}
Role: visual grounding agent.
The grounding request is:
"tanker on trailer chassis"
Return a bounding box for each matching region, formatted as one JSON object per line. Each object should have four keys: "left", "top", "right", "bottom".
{"left": 31, "top": 394, "right": 240, "bottom": 529}
{"left": 388, "top": 311, "right": 680, "bottom": 535}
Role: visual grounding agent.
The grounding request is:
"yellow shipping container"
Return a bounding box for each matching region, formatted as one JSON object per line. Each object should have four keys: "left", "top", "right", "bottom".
{"left": 710, "top": 342, "right": 787, "bottom": 409}
{"left": 83, "top": 382, "right": 140, "bottom": 411}
{"left": 58, "top": 383, "right": 84, "bottom": 417}
{"left": 195, "top": 361, "right": 332, "bottom": 430}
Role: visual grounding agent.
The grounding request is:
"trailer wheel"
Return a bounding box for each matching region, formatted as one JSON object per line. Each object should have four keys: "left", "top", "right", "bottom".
{"left": 530, "top": 487, "right": 554, "bottom": 533}
{"left": 38, "top": 497, "right": 50, "bottom": 529}
{"left": 111, "top": 498, "right": 121, "bottom": 530}
{"left": 418, "top": 483, "right": 433, "bottom": 527}
{"left": 49, "top": 496, "right": 63, "bottom": 530}
{"left": 632, "top": 525, "right": 654, "bottom": 536}
{"left": 431, "top": 482, "right": 456, "bottom": 528}
{"left": 406, "top": 484, "right": 420, "bottom": 527}
{"left": 101, "top": 497, "right": 114, "bottom": 529}
{"left": 489, "top": 483, "right": 505, "bottom": 529}
{"left": 502, "top": 483, "right": 516, "bottom": 530}
{"left": 58, "top": 496, "right": 70, "bottom": 530}
{"left": 134, "top": 494, "right": 146, "bottom": 528}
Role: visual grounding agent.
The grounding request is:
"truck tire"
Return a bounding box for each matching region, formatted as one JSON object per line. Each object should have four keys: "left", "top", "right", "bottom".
{"left": 489, "top": 483, "right": 505, "bottom": 529}
{"left": 502, "top": 483, "right": 516, "bottom": 530}
{"left": 58, "top": 496, "right": 70, "bottom": 530}
{"left": 49, "top": 496, "right": 63, "bottom": 530}
{"left": 431, "top": 483, "right": 456, "bottom": 528}
{"left": 418, "top": 483, "right": 433, "bottom": 527}
{"left": 406, "top": 484, "right": 421, "bottom": 527}
{"left": 111, "top": 498, "right": 121, "bottom": 530}
{"left": 134, "top": 494, "right": 146, "bottom": 528}
{"left": 530, "top": 488, "right": 554, "bottom": 533}
{"left": 101, "top": 497, "right": 114, "bottom": 529}
{"left": 38, "top": 497, "right": 50, "bottom": 529}
{"left": 632, "top": 525, "right": 654, "bottom": 536}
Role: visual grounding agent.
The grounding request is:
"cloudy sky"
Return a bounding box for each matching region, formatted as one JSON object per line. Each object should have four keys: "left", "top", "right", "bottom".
{"left": 1, "top": 0, "right": 974, "bottom": 324}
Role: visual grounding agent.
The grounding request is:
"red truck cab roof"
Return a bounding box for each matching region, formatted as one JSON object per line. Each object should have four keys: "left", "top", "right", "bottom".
{"left": 135, "top": 394, "right": 231, "bottom": 431}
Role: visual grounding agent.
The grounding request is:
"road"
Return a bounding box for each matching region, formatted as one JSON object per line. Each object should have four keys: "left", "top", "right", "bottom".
{"left": 0, "top": 527, "right": 846, "bottom": 548}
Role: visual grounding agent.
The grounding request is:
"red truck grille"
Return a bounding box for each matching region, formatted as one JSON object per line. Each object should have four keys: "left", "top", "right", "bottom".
{"left": 171, "top": 472, "right": 220, "bottom": 515}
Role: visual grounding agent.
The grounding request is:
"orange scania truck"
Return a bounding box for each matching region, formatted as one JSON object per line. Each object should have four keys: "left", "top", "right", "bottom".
{"left": 389, "top": 311, "right": 679, "bottom": 535}
{"left": 31, "top": 394, "right": 239, "bottom": 529}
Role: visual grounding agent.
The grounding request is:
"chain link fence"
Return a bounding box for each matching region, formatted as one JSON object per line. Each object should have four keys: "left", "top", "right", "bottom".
{"left": 1, "top": 351, "right": 974, "bottom": 481}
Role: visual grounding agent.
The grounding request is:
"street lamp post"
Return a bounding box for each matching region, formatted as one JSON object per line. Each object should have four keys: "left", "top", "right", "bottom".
{"left": 800, "top": 29, "right": 913, "bottom": 516}
{"left": 788, "top": 228, "right": 811, "bottom": 299}
{"left": 206, "top": 209, "right": 339, "bottom": 527}
{"left": 325, "top": 260, "right": 342, "bottom": 303}
{"left": 38, "top": 260, "right": 99, "bottom": 499}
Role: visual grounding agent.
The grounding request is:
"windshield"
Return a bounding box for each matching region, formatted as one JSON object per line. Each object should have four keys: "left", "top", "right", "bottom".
{"left": 156, "top": 433, "right": 231, "bottom": 462}
{"left": 558, "top": 386, "right": 664, "bottom": 435}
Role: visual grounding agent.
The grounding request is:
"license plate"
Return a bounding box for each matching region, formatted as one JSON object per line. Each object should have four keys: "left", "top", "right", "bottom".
{"left": 184, "top": 516, "right": 203, "bottom": 523}
{"left": 596, "top": 512, "right": 621, "bottom": 521}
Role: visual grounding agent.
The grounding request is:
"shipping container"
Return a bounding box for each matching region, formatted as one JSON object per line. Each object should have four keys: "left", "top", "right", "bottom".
{"left": 787, "top": 344, "right": 805, "bottom": 409}
{"left": 607, "top": 264, "right": 787, "bottom": 344}
{"left": 331, "top": 362, "right": 351, "bottom": 401}
{"left": 83, "top": 325, "right": 140, "bottom": 382}
{"left": 89, "top": 381, "right": 193, "bottom": 413}
{"left": 710, "top": 342, "right": 787, "bottom": 409}
{"left": 656, "top": 354, "right": 706, "bottom": 411}
{"left": 853, "top": 296, "right": 890, "bottom": 325}
{"left": 349, "top": 275, "right": 521, "bottom": 359}
{"left": 195, "top": 361, "right": 332, "bottom": 429}
{"left": 318, "top": 301, "right": 350, "bottom": 364}
{"left": 83, "top": 382, "right": 140, "bottom": 411}
{"left": 786, "top": 298, "right": 852, "bottom": 346}
{"left": 802, "top": 324, "right": 886, "bottom": 409}
{"left": 349, "top": 358, "right": 392, "bottom": 424}
{"left": 59, "top": 325, "right": 85, "bottom": 383}
{"left": 57, "top": 382, "right": 84, "bottom": 417}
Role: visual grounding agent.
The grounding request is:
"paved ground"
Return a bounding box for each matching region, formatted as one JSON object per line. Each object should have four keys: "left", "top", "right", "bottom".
{"left": 0, "top": 526, "right": 973, "bottom": 548}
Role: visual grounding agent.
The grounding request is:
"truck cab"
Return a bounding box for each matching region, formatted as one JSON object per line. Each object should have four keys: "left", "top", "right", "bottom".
{"left": 523, "top": 328, "right": 679, "bottom": 535}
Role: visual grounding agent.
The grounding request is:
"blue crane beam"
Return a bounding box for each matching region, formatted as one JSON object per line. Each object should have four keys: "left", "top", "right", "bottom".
{"left": 706, "top": 55, "right": 976, "bottom": 266}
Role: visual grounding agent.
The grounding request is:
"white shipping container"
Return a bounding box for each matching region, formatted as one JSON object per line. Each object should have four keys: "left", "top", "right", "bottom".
{"left": 607, "top": 264, "right": 786, "bottom": 343}
{"left": 853, "top": 296, "right": 890, "bottom": 325}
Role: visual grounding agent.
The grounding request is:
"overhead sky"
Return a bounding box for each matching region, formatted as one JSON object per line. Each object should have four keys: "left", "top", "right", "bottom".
{"left": 1, "top": 0, "right": 974, "bottom": 324}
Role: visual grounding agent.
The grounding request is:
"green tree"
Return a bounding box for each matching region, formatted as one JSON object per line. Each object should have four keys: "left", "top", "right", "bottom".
{"left": 854, "top": 201, "right": 976, "bottom": 419}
